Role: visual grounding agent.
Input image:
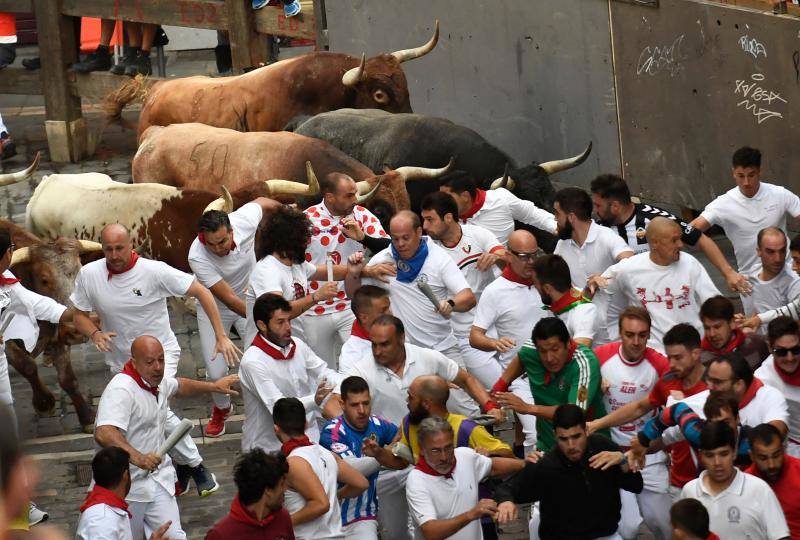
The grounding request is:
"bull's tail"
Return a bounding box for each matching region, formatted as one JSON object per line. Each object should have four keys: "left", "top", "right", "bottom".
{"left": 102, "top": 74, "right": 151, "bottom": 122}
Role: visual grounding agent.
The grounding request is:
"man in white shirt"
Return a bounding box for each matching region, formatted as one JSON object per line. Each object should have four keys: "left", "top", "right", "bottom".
{"left": 744, "top": 227, "right": 800, "bottom": 319}
{"left": 591, "top": 218, "right": 721, "bottom": 351}
{"left": 71, "top": 223, "right": 239, "bottom": 497}
{"left": 188, "top": 198, "right": 278, "bottom": 437}
{"left": 94, "top": 335, "right": 239, "bottom": 540}
{"left": 690, "top": 146, "right": 800, "bottom": 277}
{"left": 756, "top": 317, "right": 800, "bottom": 457}
{"left": 339, "top": 285, "right": 391, "bottom": 374}
{"left": 239, "top": 293, "right": 343, "bottom": 453}
{"left": 76, "top": 447, "right": 171, "bottom": 540}
{"left": 405, "top": 416, "right": 523, "bottom": 540}
{"left": 420, "top": 192, "right": 505, "bottom": 387}
{"left": 303, "top": 173, "right": 391, "bottom": 366}
{"left": 439, "top": 173, "right": 557, "bottom": 245}
{"left": 679, "top": 421, "right": 789, "bottom": 540}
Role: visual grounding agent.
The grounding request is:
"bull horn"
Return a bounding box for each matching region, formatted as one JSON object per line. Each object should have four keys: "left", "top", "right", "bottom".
{"left": 204, "top": 186, "right": 234, "bottom": 213}
{"left": 10, "top": 246, "right": 30, "bottom": 266}
{"left": 0, "top": 152, "right": 41, "bottom": 186}
{"left": 356, "top": 179, "right": 382, "bottom": 203}
{"left": 342, "top": 53, "right": 367, "bottom": 87}
{"left": 540, "top": 142, "right": 593, "bottom": 175}
{"left": 396, "top": 156, "right": 455, "bottom": 181}
{"left": 490, "top": 163, "right": 515, "bottom": 191}
{"left": 77, "top": 240, "right": 103, "bottom": 254}
{"left": 262, "top": 162, "right": 320, "bottom": 196}
{"left": 391, "top": 20, "right": 439, "bottom": 63}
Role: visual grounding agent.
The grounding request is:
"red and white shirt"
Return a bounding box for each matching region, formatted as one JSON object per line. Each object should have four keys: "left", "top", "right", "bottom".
{"left": 304, "top": 202, "right": 387, "bottom": 317}
{"left": 595, "top": 342, "right": 669, "bottom": 446}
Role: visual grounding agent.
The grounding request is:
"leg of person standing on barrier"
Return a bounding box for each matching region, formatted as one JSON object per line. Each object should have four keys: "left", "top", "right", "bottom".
{"left": 196, "top": 306, "right": 240, "bottom": 437}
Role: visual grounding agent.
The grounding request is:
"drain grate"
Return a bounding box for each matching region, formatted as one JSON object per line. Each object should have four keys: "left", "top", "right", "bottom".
{"left": 75, "top": 462, "right": 93, "bottom": 486}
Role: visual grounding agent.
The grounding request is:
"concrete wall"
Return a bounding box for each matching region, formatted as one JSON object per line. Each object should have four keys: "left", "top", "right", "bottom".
{"left": 325, "top": 0, "right": 620, "bottom": 189}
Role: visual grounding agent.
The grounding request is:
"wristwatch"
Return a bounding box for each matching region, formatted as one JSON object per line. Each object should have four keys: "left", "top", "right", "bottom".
{"left": 446, "top": 299, "right": 455, "bottom": 308}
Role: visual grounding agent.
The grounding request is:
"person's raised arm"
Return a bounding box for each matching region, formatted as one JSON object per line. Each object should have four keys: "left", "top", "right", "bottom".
{"left": 696, "top": 234, "right": 751, "bottom": 295}
{"left": 174, "top": 374, "right": 239, "bottom": 399}
{"left": 689, "top": 215, "right": 711, "bottom": 233}
{"left": 489, "top": 456, "right": 525, "bottom": 477}
{"left": 73, "top": 308, "right": 116, "bottom": 353}
{"left": 587, "top": 395, "right": 654, "bottom": 434}
{"left": 452, "top": 368, "right": 503, "bottom": 424}
{"left": 208, "top": 280, "right": 246, "bottom": 318}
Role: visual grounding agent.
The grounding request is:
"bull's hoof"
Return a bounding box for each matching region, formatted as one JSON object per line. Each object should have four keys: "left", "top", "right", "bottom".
{"left": 32, "top": 392, "right": 56, "bottom": 414}
{"left": 81, "top": 423, "right": 95, "bottom": 434}
{"left": 41, "top": 355, "right": 54, "bottom": 367}
{"left": 76, "top": 403, "right": 96, "bottom": 430}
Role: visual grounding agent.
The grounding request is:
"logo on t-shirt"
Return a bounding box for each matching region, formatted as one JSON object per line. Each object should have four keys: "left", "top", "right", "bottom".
{"left": 727, "top": 506, "right": 741, "bottom": 523}
{"left": 328, "top": 251, "right": 342, "bottom": 264}
{"left": 635, "top": 286, "right": 691, "bottom": 310}
{"left": 398, "top": 260, "right": 411, "bottom": 273}
{"left": 330, "top": 442, "right": 348, "bottom": 453}
{"left": 132, "top": 288, "right": 142, "bottom": 297}
{"left": 636, "top": 227, "right": 647, "bottom": 240}
{"left": 292, "top": 282, "right": 305, "bottom": 300}
{"left": 462, "top": 244, "right": 472, "bottom": 254}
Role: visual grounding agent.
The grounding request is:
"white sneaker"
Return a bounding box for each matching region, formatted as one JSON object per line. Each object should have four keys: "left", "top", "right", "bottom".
{"left": 29, "top": 501, "right": 48, "bottom": 526}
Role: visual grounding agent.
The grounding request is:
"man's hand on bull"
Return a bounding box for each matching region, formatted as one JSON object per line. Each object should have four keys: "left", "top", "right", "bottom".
{"left": 91, "top": 329, "right": 117, "bottom": 353}
{"left": 341, "top": 217, "right": 365, "bottom": 241}
{"left": 213, "top": 336, "right": 243, "bottom": 367}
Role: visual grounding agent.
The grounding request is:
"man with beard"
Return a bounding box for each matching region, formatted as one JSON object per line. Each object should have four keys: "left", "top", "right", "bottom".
{"left": 420, "top": 192, "right": 505, "bottom": 387}
{"left": 589, "top": 173, "right": 749, "bottom": 293}
{"left": 77, "top": 447, "right": 171, "bottom": 540}
{"left": 679, "top": 422, "right": 789, "bottom": 540}
{"left": 304, "top": 173, "right": 393, "bottom": 366}
{"left": 745, "top": 423, "right": 800, "bottom": 538}
{"left": 744, "top": 228, "right": 800, "bottom": 320}
{"left": 205, "top": 449, "right": 294, "bottom": 540}
{"left": 589, "top": 218, "right": 720, "bottom": 351}
{"left": 700, "top": 296, "right": 769, "bottom": 370}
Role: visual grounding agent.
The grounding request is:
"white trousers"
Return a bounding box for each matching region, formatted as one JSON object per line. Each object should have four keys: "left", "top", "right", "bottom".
{"left": 438, "top": 342, "right": 480, "bottom": 417}
{"left": 128, "top": 482, "right": 186, "bottom": 540}
{"left": 343, "top": 519, "right": 379, "bottom": 540}
{"left": 197, "top": 306, "right": 246, "bottom": 408}
{"left": 457, "top": 336, "right": 501, "bottom": 388}
{"left": 510, "top": 377, "right": 537, "bottom": 453}
{"left": 0, "top": 350, "right": 17, "bottom": 431}
{"left": 0, "top": 111, "right": 6, "bottom": 135}
{"left": 636, "top": 457, "right": 671, "bottom": 540}
{"left": 302, "top": 310, "right": 355, "bottom": 370}
{"left": 376, "top": 467, "right": 412, "bottom": 540}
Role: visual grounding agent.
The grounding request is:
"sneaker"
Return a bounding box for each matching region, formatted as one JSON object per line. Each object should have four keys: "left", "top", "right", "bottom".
{"left": 204, "top": 404, "right": 232, "bottom": 438}
{"left": 252, "top": 0, "right": 269, "bottom": 9}
{"left": 191, "top": 464, "right": 220, "bottom": 497}
{"left": 28, "top": 502, "right": 48, "bottom": 527}
{"left": 0, "top": 132, "right": 16, "bottom": 161}
{"left": 175, "top": 463, "right": 193, "bottom": 497}
{"left": 0, "top": 43, "right": 16, "bottom": 69}
{"left": 125, "top": 49, "right": 152, "bottom": 77}
{"left": 283, "top": 0, "right": 301, "bottom": 17}
{"left": 71, "top": 45, "right": 112, "bottom": 73}
{"left": 22, "top": 57, "right": 40, "bottom": 70}
{"left": 110, "top": 48, "right": 139, "bottom": 75}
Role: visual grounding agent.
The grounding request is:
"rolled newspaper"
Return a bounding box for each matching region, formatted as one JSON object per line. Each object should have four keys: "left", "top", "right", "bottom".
{"left": 157, "top": 418, "right": 194, "bottom": 457}
{"left": 417, "top": 280, "right": 447, "bottom": 318}
{"left": 326, "top": 253, "right": 334, "bottom": 282}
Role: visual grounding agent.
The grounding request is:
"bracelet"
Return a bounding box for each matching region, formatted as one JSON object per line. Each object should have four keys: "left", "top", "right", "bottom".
{"left": 90, "top": 329, "right": 100, "bottom": 338}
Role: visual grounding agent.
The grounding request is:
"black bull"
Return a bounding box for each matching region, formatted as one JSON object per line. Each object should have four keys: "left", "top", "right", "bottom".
{"left": 285, "top": 108, "right": 592, "bottom": 250}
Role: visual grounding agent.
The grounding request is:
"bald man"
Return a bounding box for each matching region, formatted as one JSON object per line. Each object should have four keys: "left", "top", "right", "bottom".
{"left": 346, "top": 211, "right": 481, "bottom": 416}
{"left": 94, "top": 336, "right": 239, "bottom": 540}
{"left": 71, "top": 224, "right": 239, "bottom": 496}
{"left": 743, "top": 227, "right": 800, "bottom": 318}
{"left": 590, "top": 218, "right": 720, "bottom": 351}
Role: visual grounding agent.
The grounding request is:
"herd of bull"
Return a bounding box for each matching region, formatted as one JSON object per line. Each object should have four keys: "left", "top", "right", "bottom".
{"left": 0, "top": 20, "right": 592, "bottom": 433}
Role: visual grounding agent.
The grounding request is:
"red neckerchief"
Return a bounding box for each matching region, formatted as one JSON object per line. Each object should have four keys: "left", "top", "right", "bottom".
{"left": 0, "top": 275, "right": 19, "bottom": 286}
{"left": 281, "top": 435, "right": 313, "bottom": 457}
{"left": 107, "top": 252, "right": 139, "bottom": 281}
{"left": 251, "top": 333, "right": 296, "bottom": 360}
{"left": 351, "top": 320, "right": 370, "bottom": 340}
{"left": 701, "top": 329, "right": 745, "bottom": 354}
{"left": 79, "top": 485, "right": 131, "bottom": 517}
{"left": 707, "top": 534, "right": 720, "bottom": 540}
{"left": 459, "top": 189, "right": 486, "bottom": 221}
{"left": 197, "top": 232, "right": 237, "bottom": 254}
{"left": 121, "top": 360, "right": 159, "bottom": 399}
{"left": 739, "top": 378, "right": 764, "bottom": 408}
{"left": 548, "top": 288, "right": 591, "bottom": 315}
{"left": 544, "top": 341, "right": 578, "bottom": 385}
{"left": 501, "top": 265, "right": 533, "bottom": 287}
{"left": 228, "top": 495, "right": 277, "bottom": 528}
{"left": 415, "top": 454, "right": 456, "bottom": 479}
{"left": 774, "top": 361, "right": 800, "bottom": 386}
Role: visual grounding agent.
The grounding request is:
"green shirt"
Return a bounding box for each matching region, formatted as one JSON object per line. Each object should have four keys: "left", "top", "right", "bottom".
{"left": 519, "top": 342, "right": 608, "bottom": 451}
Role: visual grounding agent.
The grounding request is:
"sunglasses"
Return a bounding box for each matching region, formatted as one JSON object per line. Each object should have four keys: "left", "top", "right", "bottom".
{"left": 509, "top": 248, "right": 544, "bottom": 263}
{"left": 772, "top": 346, "right": 800, "bottom": 357}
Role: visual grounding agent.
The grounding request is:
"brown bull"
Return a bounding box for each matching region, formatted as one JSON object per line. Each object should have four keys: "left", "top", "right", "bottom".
{"left": 2, "top": 219, "right": 103, "bottom": 431}
{"left": 132, "top": 123, "right": 453, "bottom": 227}
{"left": 103, "top": 22, "right": 439, "bottom": 140}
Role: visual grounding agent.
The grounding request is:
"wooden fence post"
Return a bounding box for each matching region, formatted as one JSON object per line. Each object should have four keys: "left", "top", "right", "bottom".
{"left": 225, "top": 0, "right": 270, "bottom": 73}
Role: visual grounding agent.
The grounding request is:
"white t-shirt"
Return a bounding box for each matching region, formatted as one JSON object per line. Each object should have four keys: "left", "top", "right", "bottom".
{"left": 602, "top": 252, "right": 720, "bottom": 350}
{"left": 461, "top": 188, "right": 557, "bottom": 245}
{"left": 95, "top": 374, "right": 180, "bottom": 502}
{"left": 755, "top": 356, "right": 800, "bottom": 446}
{"left": 70, "top": 258, "right": 194, "bottom": 372}
{"left": 700, "top": 182, "right": 800, "bottom": 276}
{"left": 0, "top": 270, "right": 67, "bottom": 353}
{"left": 342, "top": 343, "right": 460, "bottom": 426}
{"left": 553, "top": 303, "right": 599, "bottom": 343}
{"left": 338, "top": 334, "right": 371, "bottom": 374}
{"left": 406, "top": 447, "right": 492, "bottom": 540}
{"left": 188, "top": 202, "right": 262, "bottom": 317}
{"left": 555, "top": 221, "right": 633, "bottom": 289}
{"left": 433, "top": 223, "right": 503, "bottom": 335}
{"left": 304, "top": 202, "right": 387, "bottom": 317}
{"left": 75, "top": 503, "right": 133, "bottom": 540}
{"left": 680, "top": 469, "right": 789, "bottom": 540}
{"left": 743, "top": 267, "right": 800, "bottom": 318}
{"left": 245, "top": 255, "right": 316, "bottom": 345}
{"left": 284, "top": 444, "right": 344, "bottom": 540}
{"left": 365, "top": 238, "right": 469, "bottom": 351}
{"left": 238, "top": 335, "right": 341, "bottom": 452}
{"left": 471, "top": 275, "right": 544, "bottom": 368}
